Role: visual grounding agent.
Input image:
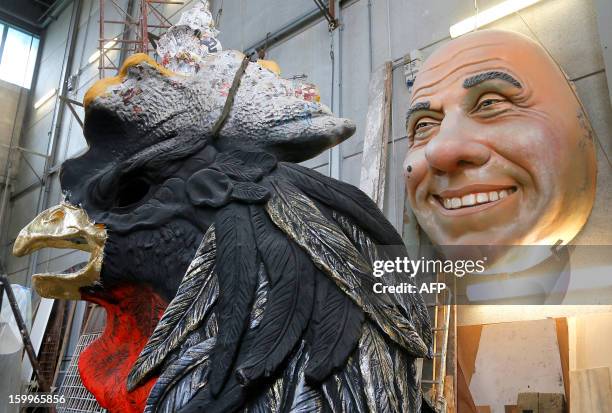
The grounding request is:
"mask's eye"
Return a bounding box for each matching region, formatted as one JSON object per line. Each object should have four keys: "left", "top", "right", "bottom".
{"left": 408, "top": 116, "right": 440, "bottom": 148}
{"left": 415, "top": 120, "right": 438, "bottom": 131}
{"left": 115, "top": 176, "right": 152, "bottom": 209}
{"left": 477, "top": 98, "right": 503, "bottom": 110}
{"left": 412, "top": 117, "right": 440, "bottom": 138}
{"left": 473, "top": 93, "right": 508, "bottom": 114}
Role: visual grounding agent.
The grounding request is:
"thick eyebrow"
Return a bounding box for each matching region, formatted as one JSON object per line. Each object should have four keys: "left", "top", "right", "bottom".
{"left": 463, "top": 71, "right": 522, "bottom": 89}
{"left": 405, "top": 101, "right": 431, "bottom": 124}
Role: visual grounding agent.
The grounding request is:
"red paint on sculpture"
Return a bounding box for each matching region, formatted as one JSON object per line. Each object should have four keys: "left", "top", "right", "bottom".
{"left": 79, "top": 284, "right": 168, "bottom": 413}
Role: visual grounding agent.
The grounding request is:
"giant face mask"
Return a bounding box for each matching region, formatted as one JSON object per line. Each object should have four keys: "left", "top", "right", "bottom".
{"left": 404, "top": 30, "right": 596, "bottom": 247}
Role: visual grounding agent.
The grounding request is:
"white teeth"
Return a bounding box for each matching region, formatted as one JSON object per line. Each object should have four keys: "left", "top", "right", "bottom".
{"left": 440, "top": 188, "right": 515, "bottom": 210}
{"left": 461, "top": 194, "right": 476, "bottom": 206}
{"left": 476, "top": 192, "right": 489, "bottom": 203}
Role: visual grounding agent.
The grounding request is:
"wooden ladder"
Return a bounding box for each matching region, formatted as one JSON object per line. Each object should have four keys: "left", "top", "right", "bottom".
{"left": 421, "top": 272, "right": 452, "bottom": 412}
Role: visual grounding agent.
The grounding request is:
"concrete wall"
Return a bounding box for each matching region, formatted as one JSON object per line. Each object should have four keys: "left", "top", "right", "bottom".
{"left": 1, "top": 0, "right": 611, "bottom": 290}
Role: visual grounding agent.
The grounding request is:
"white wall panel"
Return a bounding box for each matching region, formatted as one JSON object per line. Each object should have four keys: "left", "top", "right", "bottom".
{"left": 338, "top": 0, "right": 370, "bottom": 158}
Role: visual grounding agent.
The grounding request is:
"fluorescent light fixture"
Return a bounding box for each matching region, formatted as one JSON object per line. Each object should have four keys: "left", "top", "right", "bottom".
{"left": 88, "top": 38, "right": 119, "bottom": 64}
{"left": 449, "top": 0, "right": 543, "bottom": 38}
{"left": 34, "top": 88, "right": 57, "bottom": 109}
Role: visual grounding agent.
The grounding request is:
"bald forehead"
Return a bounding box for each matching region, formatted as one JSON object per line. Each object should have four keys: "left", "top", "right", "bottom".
{"left": 411, "top": 30, "right": 560, "bottom": 101}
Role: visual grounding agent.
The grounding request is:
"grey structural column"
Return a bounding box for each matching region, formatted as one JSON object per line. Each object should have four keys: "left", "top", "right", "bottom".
{"left": 595, "top": 0, "right": 612, "bottom": 107}
{"left": 329, "top": 0, "right": 342, "bottom": 179}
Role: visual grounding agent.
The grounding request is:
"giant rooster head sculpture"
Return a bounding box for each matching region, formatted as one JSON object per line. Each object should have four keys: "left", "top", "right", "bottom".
{"left": 14, "top": 2, "right": 431, "bottom": 412}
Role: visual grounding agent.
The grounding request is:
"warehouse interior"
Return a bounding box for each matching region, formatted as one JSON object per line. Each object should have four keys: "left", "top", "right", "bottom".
{"left": 0, "top": 0, "right": 611, "bottom": 412}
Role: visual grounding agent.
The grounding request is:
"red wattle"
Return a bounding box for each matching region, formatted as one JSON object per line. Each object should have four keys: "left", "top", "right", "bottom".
{"left": 79, "top": 284, "right": 168, "bottom": 413}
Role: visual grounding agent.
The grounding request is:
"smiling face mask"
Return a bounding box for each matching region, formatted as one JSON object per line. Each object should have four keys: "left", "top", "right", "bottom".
{"left": 404, "top": 29, "right": 596, "bottom": 247}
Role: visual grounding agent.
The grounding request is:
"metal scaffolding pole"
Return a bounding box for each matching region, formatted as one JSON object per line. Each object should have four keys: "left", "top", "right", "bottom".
{"left": 0, "top": 272, "right": 50, "bottom": 393}
{"left": 97, "top": 0, "right": 184, "bottom": 78}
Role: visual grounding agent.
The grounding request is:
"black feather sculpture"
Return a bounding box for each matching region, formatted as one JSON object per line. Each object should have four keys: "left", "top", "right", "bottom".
{"left": 236, "top": 207, "right": 315, "bottom": 385}
{"left": 209, "top": 204, "right": 259, "bottom": 396}
{"left": 12, "top": 26, "right": 432, "bottom": 413}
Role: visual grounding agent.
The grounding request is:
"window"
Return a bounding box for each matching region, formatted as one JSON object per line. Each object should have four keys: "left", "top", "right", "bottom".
{"left": 0, "top": 23, "right": 40, "bottom": 89}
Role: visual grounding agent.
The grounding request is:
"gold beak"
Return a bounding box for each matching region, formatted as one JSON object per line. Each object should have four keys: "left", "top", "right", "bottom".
{"left": 13, "top": 203, "right": 107, "bottom": 300}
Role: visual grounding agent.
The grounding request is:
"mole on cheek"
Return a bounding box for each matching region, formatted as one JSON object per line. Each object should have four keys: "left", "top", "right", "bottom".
{"left": 406, "top": 165, "right": 413, "bottom": 176}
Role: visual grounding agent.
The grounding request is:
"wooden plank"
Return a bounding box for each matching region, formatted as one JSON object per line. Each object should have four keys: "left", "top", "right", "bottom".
{"left": 554, "top": 318, "right": 570, "bottom": 407}
{"left": 359, "top": 61, "right": 392, "bottom": 209}
{"left": 444, "top": 374, "right": 456, "bottom": 413}
{"left": 538, "top": 393, "right": 564, "bottom": 413}
{"left": 517, "top": 393, "right": 539, "bottom": 413}
{"left": 457, "top": 356, "right": 478, "bottom": 413}
{"left": 571, "top": 367, "right": 612, "bottom": 413}
{"left": 571, "top": 369, "right": 588, "bottom": 412}
{"left": 447, "top": 303, "right": 457, "bottom": 402}
{"left": 457, "top": 325, "right": 483, "bottom": 385}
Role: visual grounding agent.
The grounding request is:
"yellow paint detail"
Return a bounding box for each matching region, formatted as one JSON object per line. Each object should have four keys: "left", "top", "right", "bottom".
{"left": 257, "top": 59, "right": 281, "bottom": 75}
{"left": 83, "top": 53, "right": 179, "bottom": 108}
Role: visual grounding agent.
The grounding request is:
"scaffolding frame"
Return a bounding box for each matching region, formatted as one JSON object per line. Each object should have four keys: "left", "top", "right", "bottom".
{"left": 97, "top": 0, "right": 184, "bottom": 78}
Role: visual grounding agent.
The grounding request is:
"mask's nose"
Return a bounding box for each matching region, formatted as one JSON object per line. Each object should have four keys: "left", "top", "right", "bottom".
{"left": 424, "top": 111, "right": 491, "bottom": 174}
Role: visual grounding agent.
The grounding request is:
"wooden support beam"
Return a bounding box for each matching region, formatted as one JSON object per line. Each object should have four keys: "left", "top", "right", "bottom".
{"left": 359, "top": 61, "right": 392, "bottom": 209}
{"left": 555, "top": 318, "right": 570, "bottom": 408}
{"left": 571, "top": 367, "right": 612, "bottom": 412}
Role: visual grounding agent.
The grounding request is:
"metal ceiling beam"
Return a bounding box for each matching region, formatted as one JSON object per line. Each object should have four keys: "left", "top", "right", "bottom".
{"left": 244, "top": 0, "right": 348, "bottom": 57}
{"left": 0, "top": 0, "right": 74, "bottom": 34}
{"left": 39, "top": 0, "right": 74, "bottom": 28}
{"left": 0, "top": 7, "right": 43, "bottom": 35}
{"left": 243, "top": 7, "right": 321, "bottom": 57}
